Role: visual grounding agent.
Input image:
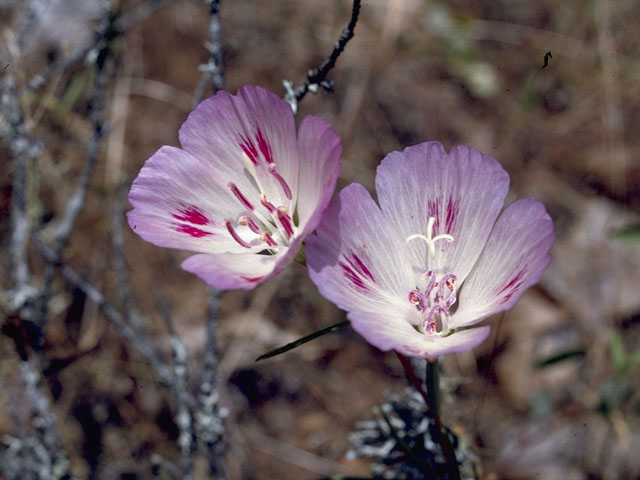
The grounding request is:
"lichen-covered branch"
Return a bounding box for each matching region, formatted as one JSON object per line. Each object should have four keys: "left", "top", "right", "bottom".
{"left": 283, "top": 0, "right": 361, "bottom": 113}
{"left": 193, "top": 0, "right": 226, "bottom": 107}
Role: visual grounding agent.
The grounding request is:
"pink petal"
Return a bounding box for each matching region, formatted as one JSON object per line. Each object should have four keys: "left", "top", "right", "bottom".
{"left": 349, "top": 310, "right": 491, "bottom": 360}
{"left": 450, "top": 198, "right": 554, "bottom": 329}
{"left": 181, "top": 237, "right": 301, "bottom": 290}
{"left": 295, "top": 115, "right": 342, "bottom": 234}
{"left": 376, "top": 142, "right": 509, "bottom": 283}
{"left": 178, "top": 86, "right": 299, "bottom": 213}
{"left": 128, "top": 146, "right": 262, "bottom": 254}
{"left": 306, "top": 183, "right": 416, "bottom": 317}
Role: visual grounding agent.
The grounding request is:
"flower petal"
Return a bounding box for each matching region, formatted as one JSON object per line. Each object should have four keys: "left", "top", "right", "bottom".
{"left": 295, "top": 115, "right": 342, "bottom": 235}
{"left": 181, "top": 237, "right": 301, "bottom": 290}
{"left": 178, "top": 86, "right": 299, "bottom": 213}
{"left": 349, "top": 310, "right": 491, "bottom": 360}
{"left": 306, "top": 183, "right": 415, "bottom": 317}
{"left": 450, "top": 198, "right": 554, "bottom": 329}
{"left": 128, "top": 146, "right": 263, "bottom": 254}
{"left": 376, "top": 142, "right": 509, "bottom": 282}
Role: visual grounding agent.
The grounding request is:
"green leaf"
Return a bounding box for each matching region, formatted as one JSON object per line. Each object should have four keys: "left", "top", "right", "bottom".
{"left": 533, "top": 348, "right": 586, "bottom": 368}
{"left": 612, "top": 224, "right": 640, "bottom": 243}
{"left": 61, "top": 72, "right": 88, "bottom": 113}
{"left": 609, "top": 329, "right": 628, "bottom": 374}
{"left": 255, "top": 321, "right": 349, "bottom": 361}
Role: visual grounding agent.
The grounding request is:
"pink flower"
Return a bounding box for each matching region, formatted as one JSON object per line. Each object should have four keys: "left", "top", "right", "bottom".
{"left": 306, "top": 142, "right": 554, "bottom": 360}
{"left": 128, "top": 86, "right": 341, "bottom": 290}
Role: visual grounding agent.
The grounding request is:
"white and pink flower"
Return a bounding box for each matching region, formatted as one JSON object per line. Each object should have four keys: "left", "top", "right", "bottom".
{"left": 128, "top": 86, "right": 341, "bottom": 290}
{"left": 306, "top": 142, "right": 554, "bottom": 359}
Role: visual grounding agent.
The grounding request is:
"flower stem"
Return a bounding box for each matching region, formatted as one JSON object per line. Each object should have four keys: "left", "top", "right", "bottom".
{"left": 426, "top": 359, "right": 460, "bottom": 480}
{"left": 426, "top": 359, "right": 440, "bottom": 417}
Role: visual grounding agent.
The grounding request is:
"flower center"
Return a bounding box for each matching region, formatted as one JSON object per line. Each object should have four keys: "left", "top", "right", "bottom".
{"left": 408, "top": 271, "right": 457, "bottom": 336}
{"left": 405, "top": 216, "right": 454, "bottom": 260}
{"left": 224, "top": 150, "right": 296, "bottom": 251}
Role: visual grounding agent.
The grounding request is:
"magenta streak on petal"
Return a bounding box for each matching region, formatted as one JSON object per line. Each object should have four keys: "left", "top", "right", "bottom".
{"left": 427, "top": 198, "right": 440, "bottom": 232}
{"left": 269, "top": 164, "right": 292, "bottom": 200}
{"left": 277, "top": 209, "right": 295, "bottom": 238}
{"left": 175, "top": 224, "right": 211, "bottom": 238}
{"left": 228, "top": 182, "right": 254, "bottom": 211}
{"left": 239, "top": 136, "right": 259, "bottom": 165}
{"left": 496, "top": 269, "right": 526, "bottom": 304}
{"left": 241, "top": 276, "right": 264, "bottom": 283}
{"left": 339, "top": 261, "right": 368, "bottom": 291}
{"left": 256, "top": 128, "right": 274, "bottom": 164}
{"left": 348, "top": 253, "right": 376, "bottom": 283}
{"left": 173, "top": 206, "right": 210, "bottom": 225}
{"left": 444, "top": 196, "right": 459, "bottom": 233}
{"left": 225, "top": 219, "right": 251, "bottom": 248}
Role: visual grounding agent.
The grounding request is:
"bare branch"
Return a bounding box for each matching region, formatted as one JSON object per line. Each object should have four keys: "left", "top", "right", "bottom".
{"left": 283, "top": 0, "right": 361, "bottom": 113}
{"left": 155, "top": 297, "right": 197, "bottom": 479}
{"left": 37, "top": 0, "right": 111, "bottom": 328}
{"left": 113, "top": 182, "right": 144, "bottom": 328}
{"left": 28, "top": 0, "right": 174, "bottom": 91}
{"left": 114, "top": 0, "right": 174, "bottom": 34}
{"left": 34, "top": 235, "right": 174, "bottom": 387}
{"left": 193, "top": 0, "right": 226, "bottom": 107}
{"left": 195, "top": 287, "right": 227, "bottom": 478}
{"left": 1, "top": 72, "right": 40, "bottom": 317}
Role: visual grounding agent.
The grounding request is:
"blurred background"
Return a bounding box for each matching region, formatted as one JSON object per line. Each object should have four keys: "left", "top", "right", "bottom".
{"left": 1, "top": 0, "right": 639, "bottom": 478}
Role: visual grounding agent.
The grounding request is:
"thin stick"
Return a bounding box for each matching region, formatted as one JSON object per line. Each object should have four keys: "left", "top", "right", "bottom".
{"left": 113, "top": 182, "right": 144, "bottom": 328}
{"left": 156, "top": 297, "right": 196, "bottom": 479}
{"left": 283, "top": 0, "right": 361, "bottom": 112}
{"left": 394, "top": 351, "right": 430, "bottom": 410}
{"left": 426, "top": 360, "right": 460, "bottom": 480}
{"left": 195, "top": 287, "right": 227, "bottom": 478}
{"left": 2, "top": 72, "right": 39, "bottom": 315}
{"left": 35, "top": 234, "right": 174, "bottom": 387}
{"left": 193, "top": 0, "right": 226, "bottom": 107}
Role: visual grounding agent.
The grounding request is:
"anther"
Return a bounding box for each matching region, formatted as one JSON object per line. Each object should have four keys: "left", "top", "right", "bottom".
{"left": 260, "top": 232, "right": 278, "bottom": 247}
{"left": 225, "top": 219, "right": 251, "bottom": 248}
{"left": 269, "top": 164, "right": 292, "bottom": 200}
{"left": 228, "top": 183, "right": 254, "bottom": 211}
{"left": 277, "top": 210, "right": 295, "bottom": 238}
{"left": 238, "top": 215, "right": 261, "bottom": 234}
{"left": 260, "top": 194, "right": 277, "bottom": 214}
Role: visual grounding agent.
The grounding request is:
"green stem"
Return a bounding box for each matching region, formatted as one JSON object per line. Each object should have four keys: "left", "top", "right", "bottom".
{"left": 426, "top": 359, "right": 440, "bottom": 417}
{"left": 426, "top": 359, "right": 460, "bottom": 480}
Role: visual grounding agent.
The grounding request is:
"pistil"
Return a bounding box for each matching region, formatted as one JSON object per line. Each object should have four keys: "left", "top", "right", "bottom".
{"left": 406, "top": 216, "right": 454, "bottom": 259}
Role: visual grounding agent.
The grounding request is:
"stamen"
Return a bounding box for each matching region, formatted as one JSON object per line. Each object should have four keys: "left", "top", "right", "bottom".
{"left": 260, "top": 232, "right": 278, "bottom": 247}
{"left": 434, "top": 273, "right": 457, "bottom": 302}
{"left": 422, "top": 271, "right": 436, "bottom": 297}
{"left": 424, "top": 305, "right": 445, "bottom": 334}
{"left": 408, "top": 290, "right": 425, "bottom": 310}
{"left": 238, "top": 215, "right": 261, "bottom": 234}
{"left": 269, "top": 164, "right": 292, "bottom": 200}
{"left": 228, "top": 182, "right": 254, "bottom": 211}
{"left": 225, "top": 219, "right": 251, "bottom": 248}
{"left": 260, "top": 194, "right": 277, "bottom": 214}
{"left": 277, "top": 209, "right": 295, "bottom": 238}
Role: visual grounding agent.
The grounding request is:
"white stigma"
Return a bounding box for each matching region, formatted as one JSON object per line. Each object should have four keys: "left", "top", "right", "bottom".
{"left": 405, "top": 216, "right": 454, "bottom": 260}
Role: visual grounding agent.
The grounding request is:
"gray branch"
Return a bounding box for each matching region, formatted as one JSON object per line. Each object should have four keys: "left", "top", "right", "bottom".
{"left": 283, "top": 0, "right": 361, "bottom": 113}
{"left": 35, "top": 235, "right": 174, "bottom": 387}
{"left": 193, "top": 0, "right": 226, "bottom": 107}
